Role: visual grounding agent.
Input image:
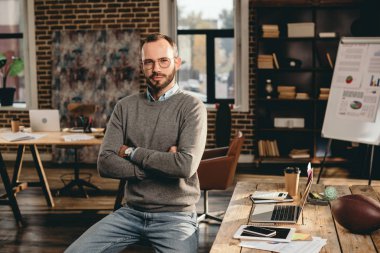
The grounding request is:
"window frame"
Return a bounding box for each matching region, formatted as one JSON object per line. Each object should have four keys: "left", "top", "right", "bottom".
{"left": 160, "top": 0, "right": 249, "bottom": 111}
{"left": 177, "top": 29, "right": 234, "bottom": 104}
{"left": 0, "top": 0, "right": 37, "bottom": 110}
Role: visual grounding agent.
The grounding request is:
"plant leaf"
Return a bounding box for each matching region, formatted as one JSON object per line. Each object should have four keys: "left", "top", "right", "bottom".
{"left": 0, "top": 54, "right": 6, "bottom": 69}
{"left": 9, "top": 59, "right": 24, "bottom": 76}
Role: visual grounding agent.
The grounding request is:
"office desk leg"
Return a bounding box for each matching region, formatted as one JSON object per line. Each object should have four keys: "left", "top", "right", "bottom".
{"left": 0, "top": 151, "right": 23, "bottom": 227}
{"left": 29, "top": 145, "right": 55, "bottom": 207}
{"left": 12, "top": 145, "right": 25, "bottom": 186}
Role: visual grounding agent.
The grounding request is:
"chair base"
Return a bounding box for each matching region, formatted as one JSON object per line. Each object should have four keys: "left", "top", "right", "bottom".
{"left": 56, "top": 147, "right": 100, "bottom": 198}
{"left": 197, "top": 211, "right": 224, "bottom": 223}
{"left": 197, "top": 189, "right": 225, "bottom": 223}
{"left": 56, "top": 177, "right": 100, "bottom": 198}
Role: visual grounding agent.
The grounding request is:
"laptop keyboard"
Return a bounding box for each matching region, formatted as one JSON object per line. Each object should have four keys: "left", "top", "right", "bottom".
{"left": 270, "top": 205, "right": 296, "bottom": 221}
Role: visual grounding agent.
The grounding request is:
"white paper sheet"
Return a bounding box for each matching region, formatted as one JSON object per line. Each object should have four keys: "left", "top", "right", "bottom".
{"left": 62, "top": 134, "right": 94, "bottom": 142}
{"left": 240, "top": 236, "right": 327, "bottom": 253}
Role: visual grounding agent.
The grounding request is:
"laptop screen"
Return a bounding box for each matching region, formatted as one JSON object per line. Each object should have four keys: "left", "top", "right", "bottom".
{"left": 299, "top": 162, "right": 313, "bottom": 209}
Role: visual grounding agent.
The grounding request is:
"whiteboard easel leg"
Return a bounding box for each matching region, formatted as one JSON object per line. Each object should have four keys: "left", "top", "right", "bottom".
{"left": 368, "top": 145, "right": 375, "bottom": 186}
{"left": 317, "top": 139, "right": 332, "bottom": 184}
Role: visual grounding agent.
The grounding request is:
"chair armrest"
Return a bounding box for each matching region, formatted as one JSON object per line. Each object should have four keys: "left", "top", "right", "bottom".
{"left": 197, "top": 156, "right": 236, "bottom": 190}
{"left": 201, "top": 147, "right": 229, "bottom": 160}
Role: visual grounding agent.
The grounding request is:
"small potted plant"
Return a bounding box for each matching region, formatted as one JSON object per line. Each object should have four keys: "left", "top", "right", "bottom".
{"left": 0, "top": 51, "right": 24, "bottom": 106}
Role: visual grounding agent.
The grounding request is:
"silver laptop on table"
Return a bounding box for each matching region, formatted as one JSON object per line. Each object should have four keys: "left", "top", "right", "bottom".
{"left": 250, "top": 162, "right": 313, "bottom": 224}
{"left": 29, "top": 109, "right": 61, "bottom": 132}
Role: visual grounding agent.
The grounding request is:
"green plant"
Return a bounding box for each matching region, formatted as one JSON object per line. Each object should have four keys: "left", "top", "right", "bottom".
{"left": 0, "top": 52, "right": 24, "bottom": 89}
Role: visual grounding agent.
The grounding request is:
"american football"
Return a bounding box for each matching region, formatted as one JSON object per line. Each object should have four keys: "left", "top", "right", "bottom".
{"left": 331, "top": 194, "right": 380, "bottom": 234}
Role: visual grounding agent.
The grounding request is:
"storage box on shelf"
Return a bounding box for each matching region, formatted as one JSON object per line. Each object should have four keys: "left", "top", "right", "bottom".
{"left": 287, "top": 22, "right": 315, "bottom": 38}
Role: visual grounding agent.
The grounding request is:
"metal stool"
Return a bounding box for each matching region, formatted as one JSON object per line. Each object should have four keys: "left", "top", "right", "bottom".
{"left": 56, "top": 146, "right": 99, "bottom": 198}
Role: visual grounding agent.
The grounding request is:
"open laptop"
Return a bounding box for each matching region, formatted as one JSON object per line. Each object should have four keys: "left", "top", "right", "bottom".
{"left": 250, "top": 162, "right": 313, "bottom": 224}
{"left": 29, "top": 109, "right": 61, "bottom": 132}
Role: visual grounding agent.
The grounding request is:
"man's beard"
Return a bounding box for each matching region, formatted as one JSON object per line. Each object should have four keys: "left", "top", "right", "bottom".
{"left": 145, "top": 68, "right": 176, "bottom": 94}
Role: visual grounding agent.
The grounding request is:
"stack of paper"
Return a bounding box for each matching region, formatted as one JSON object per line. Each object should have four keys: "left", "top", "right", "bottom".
{"left": 0, "top": 132, "right": 45, "bottom": 142}
{"left": 240, "top": 236, "right": 327, "bottom": 253}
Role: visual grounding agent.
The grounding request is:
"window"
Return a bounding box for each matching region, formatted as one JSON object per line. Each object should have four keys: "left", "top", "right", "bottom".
{"left": 0, "top": 0, "right": 37, "bottom": 109}
{"left": 160, "top": 0, "right": 249, "bottom": 111}
{"left": 176, "top": 0, "right": 234, "bottom": 103}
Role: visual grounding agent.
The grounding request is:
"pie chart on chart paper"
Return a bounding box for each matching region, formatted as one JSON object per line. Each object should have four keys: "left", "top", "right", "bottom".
{"left": 350, "top": 101, "right": 362, "bottom": 110}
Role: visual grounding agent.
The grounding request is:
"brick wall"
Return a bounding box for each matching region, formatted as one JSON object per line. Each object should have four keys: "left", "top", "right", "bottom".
{"left": 0, "top": 0, "right": 256, "bottom": 159}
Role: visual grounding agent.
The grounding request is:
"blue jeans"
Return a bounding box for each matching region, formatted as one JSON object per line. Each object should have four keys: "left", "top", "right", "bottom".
{"left": 65, "top": 205, "right": 199, "bottom": 253}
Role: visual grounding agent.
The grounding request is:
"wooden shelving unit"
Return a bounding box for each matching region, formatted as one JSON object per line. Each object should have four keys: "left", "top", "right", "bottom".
{"left": 253, "top": 1, "right": 365, "bottom": 165}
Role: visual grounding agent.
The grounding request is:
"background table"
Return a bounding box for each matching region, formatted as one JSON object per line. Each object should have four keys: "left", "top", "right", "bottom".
{"left": 0, "top": 131, "right": 103, "bottom": 225}
{"left": 211, "top": 181, "right": 380, "bottom": 253}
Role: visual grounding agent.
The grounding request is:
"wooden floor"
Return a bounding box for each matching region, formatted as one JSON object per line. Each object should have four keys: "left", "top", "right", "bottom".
{"left": 1, "top": 162, "right": 379, "bottom": 253}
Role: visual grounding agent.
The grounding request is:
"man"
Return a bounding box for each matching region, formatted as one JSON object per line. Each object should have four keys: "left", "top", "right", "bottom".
{"left": 65, "top": 33, "right": 207, "bottom": 253}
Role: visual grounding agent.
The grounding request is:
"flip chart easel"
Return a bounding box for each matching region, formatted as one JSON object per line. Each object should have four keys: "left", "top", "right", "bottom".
{"left": 319, "top": 37, "right": 380, "bottom": 185}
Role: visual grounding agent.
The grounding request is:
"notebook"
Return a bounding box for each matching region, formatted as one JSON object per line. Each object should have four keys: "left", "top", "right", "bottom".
{"left": 29, "top": 109, "right": 61, "bottom": 132}
{"left": 250, "top": 162, "right": 313, "bottom": 223}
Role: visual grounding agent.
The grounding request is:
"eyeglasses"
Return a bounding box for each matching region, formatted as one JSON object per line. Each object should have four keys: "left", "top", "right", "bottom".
{"left": 142, "top": 57, "right": 174, "bottom": 70}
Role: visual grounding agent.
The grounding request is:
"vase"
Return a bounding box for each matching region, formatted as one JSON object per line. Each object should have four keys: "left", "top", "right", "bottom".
{"left": 265, "top": 79, "right": 273, "bottom": 99}
{"left": 0, "top": 87, "right": 16, "bottom": 106}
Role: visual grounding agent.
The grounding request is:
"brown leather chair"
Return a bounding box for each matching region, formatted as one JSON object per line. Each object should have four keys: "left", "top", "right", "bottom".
{"left": 197, "top": 131, "right": 244, "bottom": 222}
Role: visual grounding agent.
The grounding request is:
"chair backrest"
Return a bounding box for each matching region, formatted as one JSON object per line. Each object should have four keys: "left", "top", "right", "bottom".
{"left": 225, "top": 131, "right": 244, "bottom": 187}
{"left": 198, "top": 131, "right": 245, "bottom": 190}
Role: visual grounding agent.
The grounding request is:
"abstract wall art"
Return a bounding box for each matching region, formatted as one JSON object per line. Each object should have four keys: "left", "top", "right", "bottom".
{"left": 51, "top": 30, "right": 140, "bottom": 163}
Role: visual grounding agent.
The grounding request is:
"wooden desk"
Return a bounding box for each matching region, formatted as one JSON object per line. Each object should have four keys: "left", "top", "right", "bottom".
{"left": 0, "top": 131, "right": 103, "bottom": 225}
{"left": 211, "top": 181, "right": 380, "bottom": 253}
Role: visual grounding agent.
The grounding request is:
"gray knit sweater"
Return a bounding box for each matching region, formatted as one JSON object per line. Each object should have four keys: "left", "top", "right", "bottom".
{"left": 97, "top": 90, "right": 207, "bottom": 212}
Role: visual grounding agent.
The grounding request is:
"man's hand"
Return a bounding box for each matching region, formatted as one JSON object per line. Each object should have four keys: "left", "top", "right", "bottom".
{"left": 168, "top": 146, "right": 177, "bottom": 153}
{"left": 118, "top": 145, "right": 129, "bottom": 158}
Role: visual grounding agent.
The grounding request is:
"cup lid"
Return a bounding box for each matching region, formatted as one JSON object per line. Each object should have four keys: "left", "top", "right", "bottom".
{"left": 284, "top": 167, "right": 300, "bottom": 174}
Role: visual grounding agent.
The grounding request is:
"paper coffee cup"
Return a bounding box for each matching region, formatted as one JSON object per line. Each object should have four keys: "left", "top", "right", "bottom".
{"left": 11, "top": 119, "right": 20, "bottom": 132}
{"left": 284, "top": 167, "right": 300, "bottom": 196}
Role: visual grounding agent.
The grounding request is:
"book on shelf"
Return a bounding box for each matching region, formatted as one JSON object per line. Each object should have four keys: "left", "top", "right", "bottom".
{"left": 262, "top": 24, "right": 279, "bottom": 30}
{"left": 318, "top": 32, "right": 337, "bottom": 38}
{"left": 262, "top": 24, "right": 280, "bottom": 38}
{"left": 277, "top": 86, "right": 296, "bottom": 92}
{"left": 263, "top": 32, "right": 280, "bottom": 38}
{"left": 258, "top": 54, "right": 274, "bottom": 69}
{"left": 289, "top": 148, "right": 310, "bottom": 159}
{"left": 295, "top": 92, "right": 310, "bottom": 100}
{"left": 326, "top": 53, "right": 334, "bottom": 69}
{"left": 319, "top": 88, "right": 330, "bottom": 94}
{"left": 258, "top": 139, "right": 280, "bottom": 157}
{"left": 272, "top": 53, "right": 280, "bottom": 69}
{"left": 319, "top": 88, "right": 330, "bottom": 100}
{"left": 319, "top": 93, "right": 330, "bottom": 100}
{"left": 278, "top": 92, "right": 296, "bottom": 99}
{"left": 277, "top": 85, "right": 296, "bottom": 99}
{"left": 289, "top": 153, "right": 310, "bottom": 159}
